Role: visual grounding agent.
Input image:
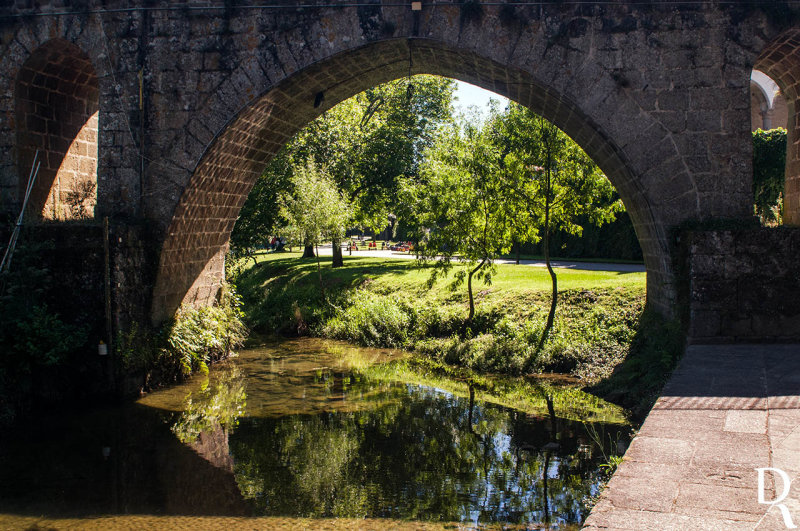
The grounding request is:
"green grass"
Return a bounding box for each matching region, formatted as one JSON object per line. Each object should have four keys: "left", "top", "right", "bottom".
{"left": 245, "top": 250, "right": 644, "bottom": 293}
{"left": 235, "top": 251, "right": 680, "bottom": 417}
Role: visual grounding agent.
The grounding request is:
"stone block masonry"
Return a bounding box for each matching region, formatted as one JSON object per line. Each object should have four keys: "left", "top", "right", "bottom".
{"left": 685, "top": 228, "right": 800, "bottom": 343}
{"left": 0, "top": 1, "right": 798, "bottom": 333}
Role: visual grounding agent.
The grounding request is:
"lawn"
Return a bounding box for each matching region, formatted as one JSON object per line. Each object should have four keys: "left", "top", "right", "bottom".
{"left": 243, "top": 250, "right": 645, "bottom": 295}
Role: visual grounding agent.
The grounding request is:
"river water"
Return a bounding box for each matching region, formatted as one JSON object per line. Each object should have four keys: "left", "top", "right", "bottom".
{"left": 0, "top": 338, "right": 630, "bottom": 530}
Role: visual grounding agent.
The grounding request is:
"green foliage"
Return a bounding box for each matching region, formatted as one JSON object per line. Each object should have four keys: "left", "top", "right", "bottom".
{"left": 239, "top": 253, "right": 650, "bottom": 385}
{"left": 115, "top": 320, "right": 158, "bottom": 373}
{"left": 325, "top": 291, "right": 413, "bottom": 348}
{"left": 281, "top": 162, "right": 351, "bottom": 250}
{"left": 491, "top": 104, "right": 621, "bottom": 239}
{"left": 13, "top": 305, "right": 87, "bottom": 368}
{"left": 0, "top": 239, "right": 88, "bottom": 424}
{"left": 532, "top": 211, "right": 642, "bottom": 261}
{"left": 361, "top": 355, "right": 629, "bottom": 425}
{"left": 230, "top": 75, "right": 456, "bottom": 257}
{"left": 229, "top": 151, "right": 292, "bottom": 261}
{"left": 160, "top": 287, "right": 248, "bottom": 376}
{"left": 226, "top": 358, "right": 626, "bottom": 522}
{"left": 402, "top": 119, "right": 517, "bottom": 320}
{"left": 171, "top": 364, "right": 247, "bottom": 444}
{"left": 589, "top": 307, "right": 684, "bottom": 418}
{"left": 753, "top": 128, "right": 786, "bottom": 225}
{"left": 115, "top": 287, "right": 247, "bottom": 385}
{"left": 295, "top": 75, "right": 455, "bottom": 232}
{"left": 403, "top": 104, "right": 622, "bottom": 323}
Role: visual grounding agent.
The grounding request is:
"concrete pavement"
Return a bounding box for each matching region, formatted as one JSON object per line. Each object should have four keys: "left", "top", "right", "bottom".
{"left": 583, "top": 344, "right": 800, "bottom": 530}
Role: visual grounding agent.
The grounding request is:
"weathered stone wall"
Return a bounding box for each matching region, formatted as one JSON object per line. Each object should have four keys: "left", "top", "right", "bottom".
{"left": 684, "top": 228, "right": 800, "bottom": 342}
{"left": 0, "top": 1, "right": 798, "bottom": 330}
{"left": 109, "top": 223, "right": 154, "bottom": 335}
{"left": 0, "top": 222, "right": 153, "bottom": 402}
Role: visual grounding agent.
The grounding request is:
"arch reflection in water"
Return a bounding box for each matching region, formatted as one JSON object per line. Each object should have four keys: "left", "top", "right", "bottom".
{"left": 165, "top": 339, "right": 631, "bottom": 527}
{"left": 0, "top": 338, "right": 630, "bottom": 529}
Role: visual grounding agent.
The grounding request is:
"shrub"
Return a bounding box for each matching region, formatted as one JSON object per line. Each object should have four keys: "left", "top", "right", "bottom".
{"left": 753, "top": 128, "right": 786, "bottom": 225}
{"left": 324, "top": 291, "right": 414, "bottom": 348}
{"left": 159, "top": 285, "right": 247, "bottom": 376}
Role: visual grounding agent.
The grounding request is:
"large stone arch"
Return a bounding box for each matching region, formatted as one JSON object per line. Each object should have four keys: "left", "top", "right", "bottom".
{"left": 0, "top": 2, "right": 768, "bottom": 327}
{"left": 150, "top": 34, "right": 693, "bottom": 323}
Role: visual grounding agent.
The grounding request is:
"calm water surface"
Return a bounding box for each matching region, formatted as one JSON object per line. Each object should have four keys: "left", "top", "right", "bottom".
{"left": 0, "top": 338, "right": 630, "bottom": 530}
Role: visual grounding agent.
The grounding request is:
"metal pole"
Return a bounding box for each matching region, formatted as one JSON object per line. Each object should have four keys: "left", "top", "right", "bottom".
{"left": 1, "top": 151, "right": 40, "bottom": 274}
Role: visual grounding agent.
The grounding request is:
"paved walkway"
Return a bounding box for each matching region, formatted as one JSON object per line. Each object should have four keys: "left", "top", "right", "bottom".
{"left": 313, "top": 246, "right": 646, "bottom": 273}
{"left": 584, "top": 344, "right": 800, "bottom": 530}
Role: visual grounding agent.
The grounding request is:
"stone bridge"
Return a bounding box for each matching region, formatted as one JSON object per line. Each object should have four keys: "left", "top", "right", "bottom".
{"left": 1, "top": 1, "right": 800, "bottom": 336}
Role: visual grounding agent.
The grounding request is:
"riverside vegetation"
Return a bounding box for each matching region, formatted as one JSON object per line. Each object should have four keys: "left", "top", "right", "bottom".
{"left": 115, "top": 284, "right": 247, "bottom": 387}
{"left": 233, "top": 252, "right": 682, "bottom": 418}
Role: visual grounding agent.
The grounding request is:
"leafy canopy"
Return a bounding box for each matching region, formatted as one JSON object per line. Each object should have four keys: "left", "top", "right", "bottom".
{"left": 230, "top": 75, "right": 455, "bottom": 256}
{"left": 281, "top": 161, "right": 351, "bottom": 249}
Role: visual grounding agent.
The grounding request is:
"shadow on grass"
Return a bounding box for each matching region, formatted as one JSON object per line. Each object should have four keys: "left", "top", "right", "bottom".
{"left": 586, "top": 306, "right": 685, "bottom": 421}
{"left": 236, "top": 255, "right": 430, "bottom": 336}
{"left": 240, "top": 255, "right": 423, "bottom": 293}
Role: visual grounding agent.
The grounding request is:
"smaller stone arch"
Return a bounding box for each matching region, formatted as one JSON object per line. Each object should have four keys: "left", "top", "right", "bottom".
{"left": 15, "top": 38, "right": 99, "bottom": 221}
{"left": 750, "top": 70, "right": 788, "bottom": 131}
{"left": 753, "top": 28, "right": 800, "bottom": 225}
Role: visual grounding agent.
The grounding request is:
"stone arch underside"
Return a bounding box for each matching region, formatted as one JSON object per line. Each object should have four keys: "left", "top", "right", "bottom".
{"left": 755, "top": 28, "right": 800, "bottom": 224}
{"left": 15, "top": 38, "right": 99, "bottom": 221}
{"left": 150, "top": 38, "right": 678, "bottom": 323}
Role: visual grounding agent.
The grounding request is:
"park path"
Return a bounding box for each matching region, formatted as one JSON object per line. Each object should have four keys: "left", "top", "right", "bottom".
{"left": 583, "top": 344, "right": 800, "bottom": 530}
{"left": 314, "top": 245, "right": 645, "bottom": 273}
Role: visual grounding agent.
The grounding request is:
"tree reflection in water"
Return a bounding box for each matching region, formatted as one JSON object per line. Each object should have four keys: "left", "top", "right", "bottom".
{"left": 0, "top": 341, "right": 628, "bottom": 528}
{"left": 177, "top": 361, "right": 632, "bottom": 528}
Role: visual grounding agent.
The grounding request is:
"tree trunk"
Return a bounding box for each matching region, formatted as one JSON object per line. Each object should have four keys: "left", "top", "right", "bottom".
{"left": 315, "top": 247, "right": 326, "bottom": 302}
{"left": 546, "top": 393, "right": 557, "bottom": 435}
{"left": 542, "top": 448, "right": 551, "bottom": 525}
{"left": 467, "top": 384, "right": 475, "bottom": 434}
{"left": 536, "top": 151, "right": 557, "bottom": 356}
{"left": 542, "top": 392, "right": 556, "bottom": 526}
{"left": 302, "top": 243, "right": 315, "bottom": 258}
{"left": 467, "top": 258, "right": 486, "bottom": 323}
{"left": 515, "top": 240, "right": 520, "bottom": 265}
{"left": 332, "top": 236, "right": 343, "bottom": 268}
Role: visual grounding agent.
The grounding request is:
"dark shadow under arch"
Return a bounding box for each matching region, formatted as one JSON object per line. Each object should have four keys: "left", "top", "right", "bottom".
{"left": 150, "top": 38, "right": 665, "bottom": 323}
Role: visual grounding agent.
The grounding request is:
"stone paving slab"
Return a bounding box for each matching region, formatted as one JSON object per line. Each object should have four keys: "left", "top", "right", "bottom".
{"left": 583, "top": 344, "right": 800, "bottom": 530}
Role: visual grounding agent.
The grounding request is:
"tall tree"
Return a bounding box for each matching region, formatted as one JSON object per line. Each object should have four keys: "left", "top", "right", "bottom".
{"left": 229, "top": 151, "right": 292, "bottom": 264}
{"left": 281, "top": 162, "right": 351, "bottom": 299}
{"left": 403, "top": 120, "right": 521, "bottom": 322}
{"left": 296, "top": 75, "right": 455, "bottom": 235}
{"left": 230, "top": 75, "right": 456, "bottom": 266}
{"left": 753, "top": 127, "right": 786, "bottom": 225}
{"left": 491, "top": 105, "right": 621, "bottom": 354}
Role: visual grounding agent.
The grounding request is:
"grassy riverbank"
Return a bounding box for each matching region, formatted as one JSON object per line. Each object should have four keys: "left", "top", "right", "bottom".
{"left": 234, "top": 251, "right": 682, "bottom": 416}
